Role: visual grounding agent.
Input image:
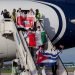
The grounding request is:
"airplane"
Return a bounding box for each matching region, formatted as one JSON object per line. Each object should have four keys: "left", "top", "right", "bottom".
{"left": 0, "top": 0, "right": 74, "bottom": 75}
{"left": 40, "top": 0, "right": 75, "bottom": 49}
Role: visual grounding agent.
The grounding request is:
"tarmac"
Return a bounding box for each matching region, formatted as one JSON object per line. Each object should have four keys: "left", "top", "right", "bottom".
{"left": 0, "top": 73, "right": 11, "bottom": 75}
{"left": 68, "top": 72, "right": 74, "bottom": 75}
{"left": 0, "top": 72, "right": 74, "bottom": 75}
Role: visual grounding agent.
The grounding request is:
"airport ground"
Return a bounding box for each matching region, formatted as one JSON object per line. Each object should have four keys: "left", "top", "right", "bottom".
{"left": 68, "top": 72, "right": 74, "bottom": 75}
{"left": 0, "top": 73, "right": 10, "bottom": 75}
{"left": 0, "top": 72, "right": 74, "bottom": 75}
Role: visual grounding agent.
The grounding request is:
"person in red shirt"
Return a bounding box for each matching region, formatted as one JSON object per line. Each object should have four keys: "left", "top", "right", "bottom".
{"left": 27, "top": 28, "right": 36, "bottom": 57}
{"left": 16, "top": 8, "right": 25, "bottom": 28}
{"left": 24, "top": 9, "right": 36, "bottom": 30}
{"left": 28, "top": 29, "right": 36, "bottom": 47}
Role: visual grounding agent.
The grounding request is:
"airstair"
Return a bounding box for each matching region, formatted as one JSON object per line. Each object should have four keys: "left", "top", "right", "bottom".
{"left": 0, "top": 18, "right": 68, "bottom": 75}
{"left": 39, "top": 19, "right": 68, "bottom": 75}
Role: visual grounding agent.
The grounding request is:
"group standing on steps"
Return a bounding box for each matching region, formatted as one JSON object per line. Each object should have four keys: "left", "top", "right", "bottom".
{"left": 1, "top": 8, "right": 64, "bottom": 75}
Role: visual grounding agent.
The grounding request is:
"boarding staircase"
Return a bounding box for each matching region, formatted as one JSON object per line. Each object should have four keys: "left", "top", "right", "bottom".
{"left": 0, "top": 18, "right": 68, "bottom": 75}
{"left": 39, "top": 19, "right": 68, "bottom": 75}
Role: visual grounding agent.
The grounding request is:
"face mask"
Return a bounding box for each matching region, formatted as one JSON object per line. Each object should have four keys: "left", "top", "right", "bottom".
{"left": 37, "top": 28, "right": 41, "bottom": 31}
{"left": 19, "top": 10, "right": 21, "bottom": 12}
{"left": 52, "top": 47, "right": 55, "bottom": 51}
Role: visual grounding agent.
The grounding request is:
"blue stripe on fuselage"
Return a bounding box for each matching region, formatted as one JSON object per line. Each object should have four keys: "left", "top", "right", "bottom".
{"left": 37, "top": 2, "right": 63, "bottom": 42}
{"left": 37, "top": 1, "right": 75, "bottom": 49}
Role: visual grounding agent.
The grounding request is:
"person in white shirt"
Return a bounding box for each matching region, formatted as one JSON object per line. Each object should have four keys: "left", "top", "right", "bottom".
{"left": 25, "top": 9, "right": 36, "bottom": 30}
{"left": 36, "top": 26, "right": 43, "bottom": 48}
{"left": 36, "top": 45, "right": 64, "bottom": 75}
{"left": 45, "top": 45, "right": 64, "bottom": 75}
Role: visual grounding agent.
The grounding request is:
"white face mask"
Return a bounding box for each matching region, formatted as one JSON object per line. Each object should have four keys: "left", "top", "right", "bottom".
{"left": 37, "top": 28, "right": 41, "bottom": 31}
{"left": 52, "top": 47, "right": 56, "bottom": 51}
{"left": 19, "top": 10, "right": 21, "bottom": 12}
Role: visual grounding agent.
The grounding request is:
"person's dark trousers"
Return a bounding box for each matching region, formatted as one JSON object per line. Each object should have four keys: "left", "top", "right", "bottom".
{"left": 33, "top": 22, "right": 37, "bottom": 31}
{"left": 52, "top": 62, "right": 57, "bottom": 75}
{"left": 29, "top": 47, "right": 34, "bottom": 58}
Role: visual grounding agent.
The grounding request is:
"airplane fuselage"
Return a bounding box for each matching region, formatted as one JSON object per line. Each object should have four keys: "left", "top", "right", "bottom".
{"left": 0, "top": 0, "right": 75, "bottom": 60}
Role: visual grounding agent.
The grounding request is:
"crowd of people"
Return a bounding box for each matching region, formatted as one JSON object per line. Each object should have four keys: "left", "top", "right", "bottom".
{"left": 1, "top": 8, "right": 64, "bottom": 75}
{"left": 1, "top": 8, "right": 41, "bottom": 29}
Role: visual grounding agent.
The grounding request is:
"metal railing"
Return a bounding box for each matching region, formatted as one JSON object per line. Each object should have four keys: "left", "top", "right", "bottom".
{"left": 38, "top": 19, "right": 68, "bottom": 75}
{"left": 2, "top": 19, "right": 39, "bottom": 75}
{"left": 18, "top": 31, "right": 38, "bottom": 75}
{"left": 2, "top": 18, "right": 68, "bottom": 75}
